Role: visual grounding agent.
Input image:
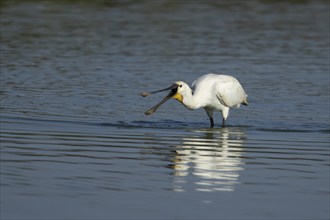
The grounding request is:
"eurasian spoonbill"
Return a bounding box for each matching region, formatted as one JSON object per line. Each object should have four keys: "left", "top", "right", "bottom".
{"left": 141, "top": 73, "right": 248, "bottom": 128}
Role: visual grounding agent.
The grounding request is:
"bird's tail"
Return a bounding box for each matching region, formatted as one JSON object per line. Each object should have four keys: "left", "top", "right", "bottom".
{"left": 241, "top": 97, "right": 248, "bottom": 106}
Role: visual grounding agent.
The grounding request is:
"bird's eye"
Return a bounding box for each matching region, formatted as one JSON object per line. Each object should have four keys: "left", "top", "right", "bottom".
{"left": 179, "top": 84, "right": 182, "bottom": 88}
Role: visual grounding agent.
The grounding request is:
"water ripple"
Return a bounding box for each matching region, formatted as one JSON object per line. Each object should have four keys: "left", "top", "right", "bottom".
{"left": 1, "top": 115, "right": 329, "bottom": 194}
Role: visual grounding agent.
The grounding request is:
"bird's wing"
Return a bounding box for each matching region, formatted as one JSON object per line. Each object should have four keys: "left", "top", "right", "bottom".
{"left": 214, "top": 80, "right": 247, "bottom": 107}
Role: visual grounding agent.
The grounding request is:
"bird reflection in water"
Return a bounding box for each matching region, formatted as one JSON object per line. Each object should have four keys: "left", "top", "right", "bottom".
{"left": 168, "top": 128, "right": 246, "bottom": 192}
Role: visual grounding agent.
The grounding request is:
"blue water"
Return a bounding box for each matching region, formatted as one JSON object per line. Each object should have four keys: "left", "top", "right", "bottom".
{"left": 1, "top": 1, "right": 329, "bottom": 219}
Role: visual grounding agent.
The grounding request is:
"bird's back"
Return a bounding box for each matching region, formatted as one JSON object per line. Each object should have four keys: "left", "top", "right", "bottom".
{"left": 192, "top": 73, "right": 247, "bottom": 108}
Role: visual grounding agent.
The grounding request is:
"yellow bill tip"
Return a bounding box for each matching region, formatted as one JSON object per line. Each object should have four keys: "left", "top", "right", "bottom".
{"left": 140, "top": 92, "right": 151, "bottom": 97}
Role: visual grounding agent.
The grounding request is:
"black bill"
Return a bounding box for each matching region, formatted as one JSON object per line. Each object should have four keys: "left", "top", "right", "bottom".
{"left": 143, "top": 83, "right": 178, "bottom": 115}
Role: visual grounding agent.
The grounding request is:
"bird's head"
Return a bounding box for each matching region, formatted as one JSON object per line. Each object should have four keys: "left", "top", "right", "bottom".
{"left": 172, "top": 81, "right": 191, "bottom": 102}
{"left": 140, "top": 81, "right": 189, "bottom": 115}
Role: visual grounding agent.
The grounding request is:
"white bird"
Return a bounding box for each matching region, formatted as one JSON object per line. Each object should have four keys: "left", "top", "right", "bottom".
{"left": 140, "top": 73, "right": 248, "bottom": 128}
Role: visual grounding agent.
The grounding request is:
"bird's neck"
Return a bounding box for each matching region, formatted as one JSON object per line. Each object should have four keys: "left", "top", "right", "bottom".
{"left": 182, "top": 88, "right": 202, "bottom": 110}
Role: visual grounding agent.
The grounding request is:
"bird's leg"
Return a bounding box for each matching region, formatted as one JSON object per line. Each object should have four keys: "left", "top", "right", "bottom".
{"left": 221, "top": 108, "right": 229, "bottom": 128}
{"left": 209, "top": 117, "right": 214, "bottom": 128}
{"left": 222, "top": 118, "right": 226, "bottom": 128}
{"left": 204, "top": 109, "right": 214, "bottom": 128}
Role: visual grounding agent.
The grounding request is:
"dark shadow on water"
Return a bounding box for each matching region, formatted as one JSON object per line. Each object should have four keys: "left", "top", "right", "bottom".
{"left": 3, "top": 113, "right": 327, "bottom": 133}
{"left": 256, "top": 128, "right": 330, "bottom": 134}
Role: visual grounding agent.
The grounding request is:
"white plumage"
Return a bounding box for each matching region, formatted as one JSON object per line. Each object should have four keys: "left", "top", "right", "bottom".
{"left": 141, "top": 73, "right": 248, "bottom": 127}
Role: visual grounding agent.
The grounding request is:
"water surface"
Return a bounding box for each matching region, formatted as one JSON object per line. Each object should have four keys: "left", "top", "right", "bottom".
{"left": 1, "top": 1, "right": 329, "bottom": 219}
